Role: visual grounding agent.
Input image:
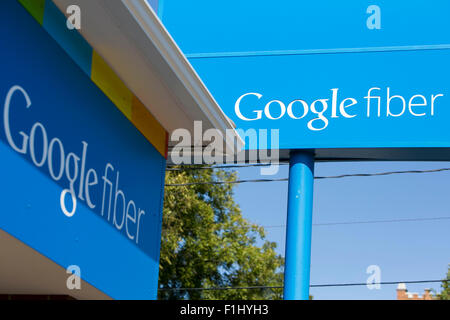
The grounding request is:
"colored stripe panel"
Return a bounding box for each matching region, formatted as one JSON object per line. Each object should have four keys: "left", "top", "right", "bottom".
{"left": 18, "top": 0, "right": 45, "bottom": 25}
{"left": 91, "top": 51, "right": 133, "bottom": 120}
{"left": 147, "top": 0, "right": 159, "bottom": 13}
{"left": 42, "top": 0, "right": 93, "bottom": 76}
{"left": 17, "top": 0, "right": 168, "bottom": 158}
{"left": 157, "top": 0, "right": 165, "bottom": 20}
{"left": 132, "top": 96, "right": 168, "bottom": 158}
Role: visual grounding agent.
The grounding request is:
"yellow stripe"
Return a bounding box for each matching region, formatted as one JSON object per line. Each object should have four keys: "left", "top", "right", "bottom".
{"left": 21, "top": 0, "right": 168, "bottom": 158}
{"left": 132, "top": 96, "right": 168, "bottom": 158}
{"left": 90, "top": 51, "right": 167, "bottom": 158}
{"left": 18, "top": 0, "right": 46, "bottom": 25}
{"left": 91, "top": 51, "right": 133, "bottom": 120}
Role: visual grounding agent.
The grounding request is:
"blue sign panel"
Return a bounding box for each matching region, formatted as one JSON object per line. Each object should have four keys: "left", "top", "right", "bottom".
{"left": 162, "top": 1, "right": 450, "bottom": 155}
{"left": 0, "top": 0, "right": 165, "bottom": 299}
{"left": 162, "top": 0, "right": 450, "bottom": 55}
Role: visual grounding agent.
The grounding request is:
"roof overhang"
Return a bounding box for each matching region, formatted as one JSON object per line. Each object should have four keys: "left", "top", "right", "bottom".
{"left": 52, "top": 0, "right": 244, "bottom": 155}
{"left": 0, "top": 230, "right": 110, "bottom": 300}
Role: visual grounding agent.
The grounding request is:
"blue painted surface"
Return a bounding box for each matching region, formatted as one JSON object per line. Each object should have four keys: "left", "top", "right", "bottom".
{"left": 156, "top": 0, "right": 165, "bottom": 20}
{"left": 43, "top": 0, "right": 93, "bottom": 76}
{"left": 162, "top": 1, "right": 450, "bottom": 154}
{"left": 188, "top": 50, "right": 450, "bottom": 151}
{"left": 0, "top": 0, "right": 165, "bottom": 299}
{"left": 162, "top": 0, "right": 450, "bottom": 55}
{"left": 284, "top": 150, "right": 315, "bottom": 300}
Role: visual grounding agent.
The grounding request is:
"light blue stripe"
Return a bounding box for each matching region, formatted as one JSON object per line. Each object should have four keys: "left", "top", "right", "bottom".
{"left": 157, "top": 0, "right": 165, "bottom": 20}
{"left": 43, "top": 0, "right": 92, "bottom": 76}
{"left": 147, "top": 0, "right": 159, "bottom": 13}
{"left": 186, "top": 44, "right": 450, "bottom": 59}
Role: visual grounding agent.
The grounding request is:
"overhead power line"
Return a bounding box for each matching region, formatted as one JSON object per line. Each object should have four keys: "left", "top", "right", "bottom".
{"left": 166, "top": 177, "right": 287, "bottom": 187}
{"left": 165, "top": 167, "right": 450, "bottom": 187}
{"left": 167, "top": 163, "right": 287, "bottom": 171}
{"left": 158, "top": 279, "right": 449, "bottom": 292}
{"left": 262, "top": 216, "right": 450, "bottom": 229}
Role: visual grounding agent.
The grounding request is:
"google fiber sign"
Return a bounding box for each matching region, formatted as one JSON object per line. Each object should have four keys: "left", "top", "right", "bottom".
{"left": 162, "top": 0, "right": 450, "bottom": 160}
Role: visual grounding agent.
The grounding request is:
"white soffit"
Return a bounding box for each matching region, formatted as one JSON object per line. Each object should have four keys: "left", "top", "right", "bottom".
{"left": 52, "top": 0, "right": 244, "bottom": 153}
{"left": 0, "top": 229, "right": 111, "bottom": 300}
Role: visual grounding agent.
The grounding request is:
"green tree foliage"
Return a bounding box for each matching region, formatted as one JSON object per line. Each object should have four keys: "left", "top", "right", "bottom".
{"left": 436, "top": 265, "right": 449, "bottom": 300}
{"left": 158, "top": 167, "right": 284, "bottom": 300}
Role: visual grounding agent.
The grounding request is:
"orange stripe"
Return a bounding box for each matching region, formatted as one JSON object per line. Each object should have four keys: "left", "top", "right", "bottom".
{"left": 131, "top": 96, "right": 168, "bottom": 158}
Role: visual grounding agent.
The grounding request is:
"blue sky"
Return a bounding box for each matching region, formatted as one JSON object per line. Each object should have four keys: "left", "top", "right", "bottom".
{"left": 232, "top": 161, "right": 449, "bottom": 299}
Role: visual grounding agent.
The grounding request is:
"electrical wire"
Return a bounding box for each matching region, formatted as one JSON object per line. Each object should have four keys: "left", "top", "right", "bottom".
{"left": 262, "top": 216, "right": 450, "bottom": 229}
{"left": 158, "top": 279, "right": 449, "bottom": 292}
{"left": 167, "top": 163, "right": 288, "bottom": 171}
{"left": 166, "top": 177, "right": 287, "bottom": 187}
{"left": 165, "top": 167, "right": 450, "bottom": 187}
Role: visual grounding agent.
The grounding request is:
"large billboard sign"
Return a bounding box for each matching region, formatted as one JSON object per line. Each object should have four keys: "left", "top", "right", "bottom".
{"left": 162, "top": 0, "right": 450, "bottom": 158}
{"left": 0, "top": 0, "right": 166, "bottom": 299}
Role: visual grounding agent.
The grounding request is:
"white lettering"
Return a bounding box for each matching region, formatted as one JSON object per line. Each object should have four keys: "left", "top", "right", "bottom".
{"left": 235, "top": 92, "right": 263, "bottom": 121}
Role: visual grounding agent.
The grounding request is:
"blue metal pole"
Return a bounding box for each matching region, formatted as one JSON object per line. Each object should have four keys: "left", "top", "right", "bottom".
{"left": 283, "top": 149, "right": 315, "bottom": 300}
